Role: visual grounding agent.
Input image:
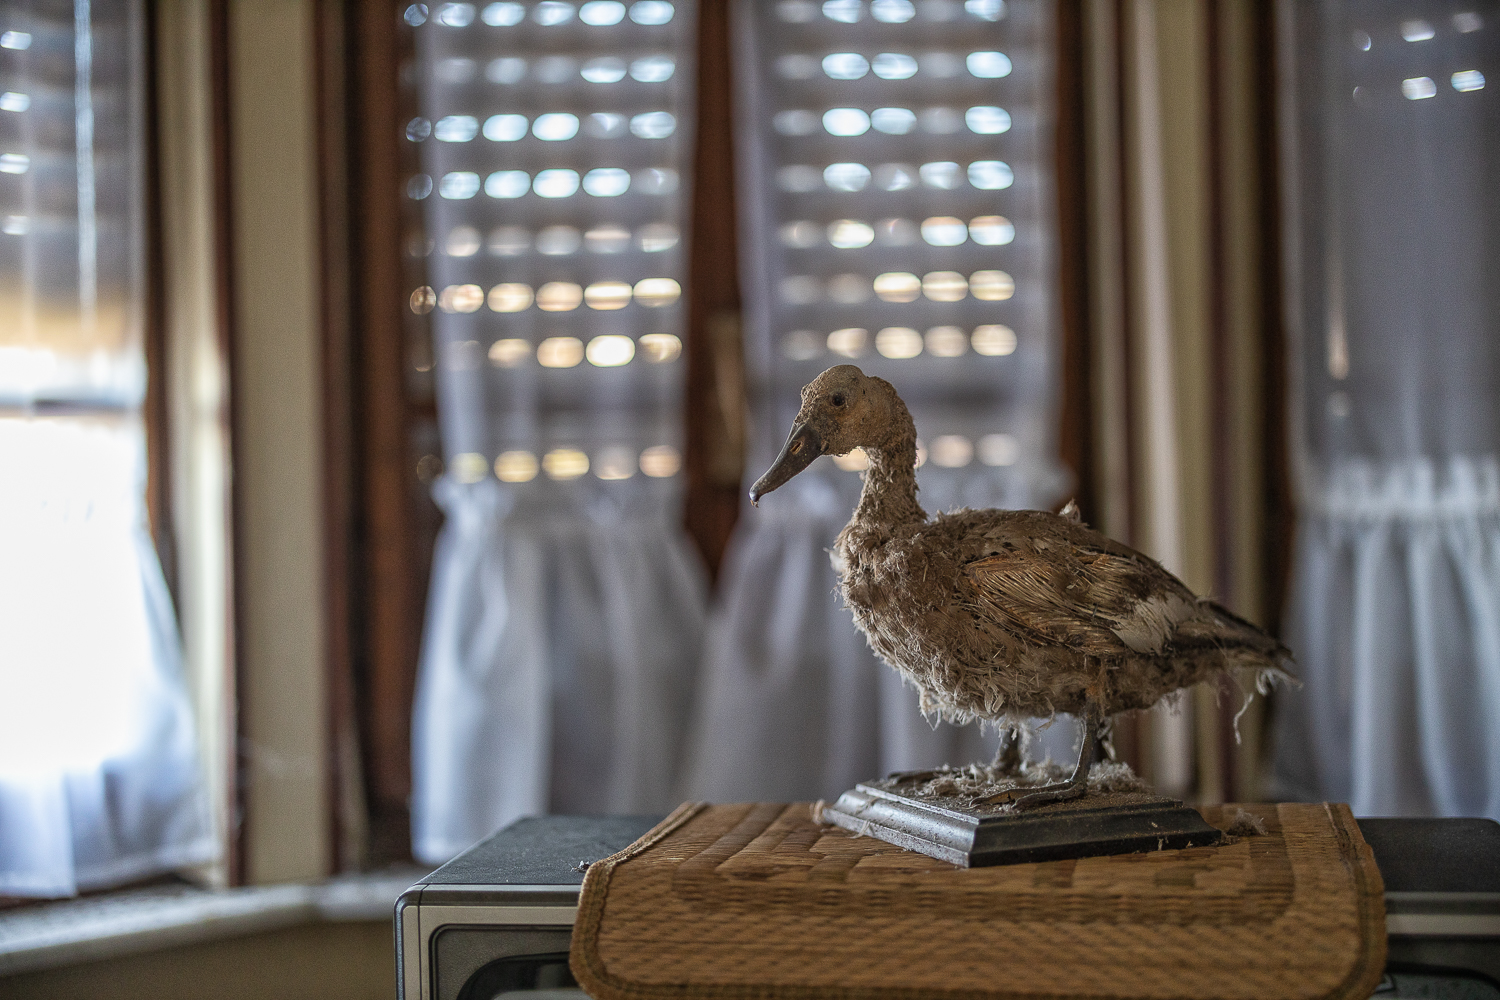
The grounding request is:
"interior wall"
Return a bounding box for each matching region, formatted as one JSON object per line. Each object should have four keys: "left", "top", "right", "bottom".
{"left": 0, "top": 923, "right": 393, "bottom": 1000}
{"left": 226, "top": 0, "right": 331, "bottom": 884}
{"left": 1213, "top": 0, "right": 1273, "bottom": 799}
{"left": 156, "top": 0, "right": 237, "bottom": 888}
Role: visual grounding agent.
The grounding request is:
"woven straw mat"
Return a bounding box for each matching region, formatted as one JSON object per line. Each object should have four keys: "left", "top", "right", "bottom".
{"left": 570, "top": 801, "right": 1385, "bottom": 1000}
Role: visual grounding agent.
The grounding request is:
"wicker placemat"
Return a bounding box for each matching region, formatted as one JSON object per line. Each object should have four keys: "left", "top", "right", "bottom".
{"left": 570, "top": 800, "right": 1385, "bottom": 1000}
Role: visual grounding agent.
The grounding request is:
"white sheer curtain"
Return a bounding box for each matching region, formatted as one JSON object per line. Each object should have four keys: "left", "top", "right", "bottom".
{"left": 680, "top": 0, "right": 1074, "bottom": 802}
{"left": 1272, "top": 0, "right": 1500, "bottom": 818}
{"left": 0, "top": 0, "right": 213, "bottom": 897}
{"left": 406, "top": 0, "right": 707, "bottom": 863}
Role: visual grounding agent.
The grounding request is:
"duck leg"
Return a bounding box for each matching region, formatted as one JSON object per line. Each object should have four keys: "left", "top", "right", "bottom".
{"left": 1097, "top": 715, "right": 1117, "bottom": 762}
{"left": 978, "top": 706, "right": 1099, "bottom": 809}
{"left": 991, "top": 726, "right": 1022, "bottom": 776}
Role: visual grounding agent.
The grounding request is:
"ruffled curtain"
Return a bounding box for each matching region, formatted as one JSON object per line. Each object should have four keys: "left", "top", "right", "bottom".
{"left": 0, "top": 0, "right": 213, "bottom": 897}
{"left": 682, "top": 0, "right": 1075, "bottom": 801}
{"left": 0, "top": 421, "right": 214, "bottom": 897}
{"left": 412, "top": 477, "right": 705, "bottom": 861}
{"left": 406, "top": 0, "right": 707, "bottom": 863}
{"left": 1272, "top": 0, "right": 1500, "bottom": 818}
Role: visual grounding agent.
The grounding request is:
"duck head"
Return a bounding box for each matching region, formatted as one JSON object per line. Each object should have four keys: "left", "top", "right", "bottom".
{"left": 749, "top": 365, "right": 896, "bottom": 505}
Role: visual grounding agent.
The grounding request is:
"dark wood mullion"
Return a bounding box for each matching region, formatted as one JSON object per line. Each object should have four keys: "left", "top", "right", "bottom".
{"left": 350, "top": 0, "right": 422, "bottom": 864}
{"left": 1112, "top": 0, "right": 1138, "bottom": 554}
{"left": 1256, "top": 3, "right": 1292, "bottom": 646}
{"left": 1056, "top": 0, "right": 1095, "bottom": 525}
{"left": 206, "top": 0, "right": 245, "bottom": 887}
{"left": 683, "top": 0, "right": 744, "bottom": 582}
{"left": 1253, "top": 1, "right": 1294, "bottom": 791}
{"left": 1202, "top": 0, "right": 1241, "bottom": 802}
{"left": 1205, "top": 1, "right": 1233, "bottom": 613}
{"left": 313, "top": 0, "right": 362, "bottom": 874}
{"left": 1108, "top": 0, "right": 1143, "bottom": 774}
{"left": 141, "top": 0, "right": 175, "bottom": 598}
{"left": 1236, "top": 0, "right": 1293, "bottom": 785}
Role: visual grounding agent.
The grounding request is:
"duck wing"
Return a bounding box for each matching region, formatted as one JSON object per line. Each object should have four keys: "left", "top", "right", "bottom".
{"left": 959, "top": 515, "right": 1275, "bottom": 659}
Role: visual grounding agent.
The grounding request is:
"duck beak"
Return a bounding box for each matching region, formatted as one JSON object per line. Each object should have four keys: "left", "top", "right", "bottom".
{"left": 749, "top": 422, "right": 822, "bottom": 505}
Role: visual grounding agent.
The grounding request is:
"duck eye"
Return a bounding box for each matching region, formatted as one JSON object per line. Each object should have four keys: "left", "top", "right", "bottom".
{"left": 831, "top": 393, "right": 846, "bottom": 408}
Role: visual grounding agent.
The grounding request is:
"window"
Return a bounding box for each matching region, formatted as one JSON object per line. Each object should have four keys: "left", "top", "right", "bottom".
{"left": 383, "top": 0, "right": 1080, "bottom": 857}
{"left": 403, "top": 0, "right": 707, "bottom": 862}
{"left": 739, "top": 0, "right": 1060, "bottom": 493}
{"left": 1271, "top": 1, "right": 1500, "bottom": 819}
{"left": 0, "top": 0, "right": 212, "bottom": 897}
{"left": 404, "top": 0, "right": 692, "bottom": 477}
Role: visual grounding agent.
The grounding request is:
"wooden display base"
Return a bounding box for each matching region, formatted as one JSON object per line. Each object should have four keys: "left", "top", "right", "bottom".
{"left": 819, "top": 774, "right": 1225, "bottom": 867}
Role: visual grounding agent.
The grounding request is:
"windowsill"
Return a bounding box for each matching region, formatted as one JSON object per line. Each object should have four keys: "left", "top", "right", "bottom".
{"left": 0, "top": 870, "right": 424, "bottom": 976}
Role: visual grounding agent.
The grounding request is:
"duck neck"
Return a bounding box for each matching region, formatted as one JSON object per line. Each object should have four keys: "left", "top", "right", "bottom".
{"left": 851, "top": 400, "right": 925, "bottom": 533}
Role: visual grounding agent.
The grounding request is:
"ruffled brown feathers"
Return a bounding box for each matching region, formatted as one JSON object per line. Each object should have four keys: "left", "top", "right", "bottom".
{"left": 755, "top": 365, "right": 1294, "bottom": 728}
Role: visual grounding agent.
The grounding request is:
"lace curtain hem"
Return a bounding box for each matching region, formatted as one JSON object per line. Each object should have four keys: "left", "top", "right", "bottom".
{"left": 1274, "top": 455, "right": 1500, "bottom": 819}
{"left": 411, "top": 477, "right": 708, "bottom": 864}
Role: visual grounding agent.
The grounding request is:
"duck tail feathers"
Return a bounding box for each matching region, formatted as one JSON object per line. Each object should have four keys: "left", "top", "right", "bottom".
{"left": 1182, "top": 599, "right": 1298, "bottom": 677}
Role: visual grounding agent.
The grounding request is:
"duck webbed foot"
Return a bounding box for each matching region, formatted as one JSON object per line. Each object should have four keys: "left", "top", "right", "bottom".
{"left": 1003, "top": 776, "right": 1088, "bottom": 809}
{"left": 979, "top": 707, "right": 1099, "bottom": 810}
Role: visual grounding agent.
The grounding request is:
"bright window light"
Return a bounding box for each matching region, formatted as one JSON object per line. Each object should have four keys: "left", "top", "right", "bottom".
{"left": 481, "top": 2, "right": 525, "bottom": 25}
{"left": 824, "top": 108, "right": 872, "bottom": 136}
{"left": 872, "top": 53, "right": 918, "bottom": 80}
{"left": 534, "top": 2, "right": 576, "bottom": 25}
{"left": 630, "top": 111, "right": 677, "bottom": 138}
{"left": 871, "top": 107, "right": 916, "bottom": 134}
{"left": 824, "top": 53, "right": 870, "bottom": 80}
{"left": 439, "top": 171, "right": 480, "bottom": 198}
{"left": 823, "top": 0, "right": 861, "bottom": 23}
{"left": 583, "top": 167, "right": 631, "bottom": 196}
{"left": 532, "top": 169, "right": 581, "bottom": 197}
{"left": 582, "top": 56, "right": 627, "bottom": 82}
{"left": 1452, "top": 70, "right": 1485, "bottom": 92}
{"left": 434, "top": 115, "right": 479, "bottom": 142}
{"left": 580, "top": 1, "right": 626, "bottom": 25}
{"left": 483, "top": 114, "right": 528, "bottom": 141}
{"left": 968, "top": 159, "right": 1013, "bottom": 189}
{"left": 966, "top": 105, "right": 1011, "bottom": 134}
{"left": 824, "top": 162, "right": 872, "bottom": 191}
{"left": 872, "top": 0, "right": 915, "bottom": 23}
{"left": 436, "top": 3, "right": 476, "bottom": 26}
{"left": 967, "top": 51, "right": 1012, "bottom": 78}
{"left": 631, "top": 56, "right": 675, "bottom": 81}
{"left": 485, "top": 170, "right": 530, "bottom": 198}
{"left": 533, "top": 113, "right": 580, "bottom": 140}
{"left": 630, "top": 1, "right": 674, "bottom": 25}
{"left": 1402, "top": 77, "right": 1437, "bottom": 100}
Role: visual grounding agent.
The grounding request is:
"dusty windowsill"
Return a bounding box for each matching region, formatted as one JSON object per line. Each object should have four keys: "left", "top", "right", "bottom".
{"left": 0, "top": 870, "right": 423, "bottom": 976}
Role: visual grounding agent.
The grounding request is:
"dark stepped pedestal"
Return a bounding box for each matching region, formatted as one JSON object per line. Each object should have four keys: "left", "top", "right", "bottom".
{"left": 820, "top": 779, "right": 1225, "bottom": 868}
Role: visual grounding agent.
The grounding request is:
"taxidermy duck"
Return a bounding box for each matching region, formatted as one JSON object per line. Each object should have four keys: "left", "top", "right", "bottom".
{"left": 749, "top": 365, "right": 1292, "bottom": 808}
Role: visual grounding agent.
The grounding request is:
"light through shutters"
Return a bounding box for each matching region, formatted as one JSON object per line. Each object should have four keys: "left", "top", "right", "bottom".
{"left": 404, "top": 0, "right": 707, "bottom": 859}
{"left": 738, "top": 0, "right": 1065, "bottom": 508}
{"left": 405, "top": 0, "right": 694, "bottom": 486}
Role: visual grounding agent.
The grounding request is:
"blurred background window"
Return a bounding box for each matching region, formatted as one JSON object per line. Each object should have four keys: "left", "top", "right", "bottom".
{"left": 680, "top": 0, "right": 1075, "bottom": 802}
{"left": 1271, "top": 0, "right": 1500, "bottom": 819}
{"left": 404, "top": 0, "right": 708, "bottom": 863}
{"left": 10, "top": 0, "right": 1495, "bottom": 905}
{"left": 0, "top": 0, "right": 212, "bottom": 897}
